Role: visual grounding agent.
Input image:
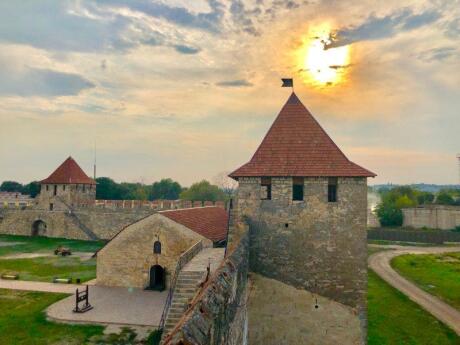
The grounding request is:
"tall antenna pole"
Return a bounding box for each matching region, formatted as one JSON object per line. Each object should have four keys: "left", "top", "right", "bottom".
{"left": 457, "top": 153, "right": 460, "bottom": 185}
{"left": 94, "top": 141, "right": 97, "bottom": 180}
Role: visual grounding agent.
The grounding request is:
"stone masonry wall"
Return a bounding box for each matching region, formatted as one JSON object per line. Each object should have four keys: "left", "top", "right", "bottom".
{"left": 402, "top": 206, "right": 460, "bottom": 230}
{"left": 97, "top": 214, "right": 211, "bottom": 289}
{"left": 235, "top": 177, "right": 368, "bottom": 332}
{"left": 0, "top": 208, "right": 152, "bottom": 240}
{"left": 164, "top": 234, "right": 249, "bottom": 345}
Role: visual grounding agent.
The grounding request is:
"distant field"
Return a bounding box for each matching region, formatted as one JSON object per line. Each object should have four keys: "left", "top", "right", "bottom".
{"left": 368, "top": 269, "right": 459, "bottom": 344}
{"left": 391, "top": 252, "right": 460, "bottom": 310}
{"left": 0, "top": 234, "right": 104, "bottom": 256}
{"left": 0, "top": 289, "right": 103, "bottom": 345}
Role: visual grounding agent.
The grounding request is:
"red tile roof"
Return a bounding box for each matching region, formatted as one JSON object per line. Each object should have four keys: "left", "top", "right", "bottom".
{"left": 41, "top": 156, "right": 96, "bottom": 185}
{"left": 160, "top": 207, "right": 228, "bottom": 242}
{"left": 230, "top": 93, "right": 376, "bottom": 178}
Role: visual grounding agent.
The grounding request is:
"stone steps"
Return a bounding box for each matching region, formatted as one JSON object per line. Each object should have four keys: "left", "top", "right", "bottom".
{"left": 161, "top": 270, "right": 205, "bottom": 341}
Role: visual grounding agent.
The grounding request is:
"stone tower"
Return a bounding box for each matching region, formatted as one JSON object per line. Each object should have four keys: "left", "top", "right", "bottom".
{"left": 37, "top": 156, "right": 96, "bottom": 211}
{"left": 229, "top": 92, "right": 376, "bottom": 338}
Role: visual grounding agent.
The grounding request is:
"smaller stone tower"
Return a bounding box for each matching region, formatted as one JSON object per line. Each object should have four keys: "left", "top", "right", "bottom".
{"left": 37, "top": 156, "right": 96, "bottom": 211}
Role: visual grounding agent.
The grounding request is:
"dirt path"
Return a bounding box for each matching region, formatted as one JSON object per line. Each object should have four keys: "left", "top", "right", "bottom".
{"left": 368, "top": 245, "right": 460, "bottom": 335}
{"left": 0, "top": 278, "right": 96, "bottom": 293}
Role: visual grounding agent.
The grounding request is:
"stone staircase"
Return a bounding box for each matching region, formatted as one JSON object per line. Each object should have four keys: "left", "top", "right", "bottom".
{"left": 162, "top": 270, "right": 205, "bottom": 337}
{"left": 57, "top": 196, "right": 99, "bottom": 240}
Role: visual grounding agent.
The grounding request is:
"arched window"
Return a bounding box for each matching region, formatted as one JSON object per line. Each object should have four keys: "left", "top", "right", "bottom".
{"left": 153, "top": 241, "right": 161, "bottom": 254}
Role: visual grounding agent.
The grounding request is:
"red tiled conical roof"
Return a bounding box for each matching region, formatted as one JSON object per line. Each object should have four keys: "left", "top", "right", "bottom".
{"left": 230, "top": 93, "right": 376, "bottom": 178}
{"left": 41, "top": 157, "right": 96, "bottom": 185}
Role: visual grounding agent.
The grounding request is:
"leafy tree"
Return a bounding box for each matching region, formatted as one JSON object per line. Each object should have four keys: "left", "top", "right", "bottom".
{"left": 376, "top": 201, "right": 403, "bottom": 227}
{"left": 436, "top": 191, "right": 455, "bottom": 205}
{"left": 95, "top": 177, "right": 121, "bottom": 200}
{"left": 395, "top": 195, "right": 416, "bottom": 209}
{"left": 417, "top": 191, "right": 434, "bottom": 205}
{"left": 179, "top": 180, "right": 227, "bottom": 201}
{"left": 376, "top": 186, "right": 419, "bottom": 227}
{"left": 0, "top": 181, "right": 24, "bottom": 193}
{"left": 23, "top": 181, "right": 41, "bottom": 198}
{"left": 150, "top": 178, "right": 182, "bottom": 200}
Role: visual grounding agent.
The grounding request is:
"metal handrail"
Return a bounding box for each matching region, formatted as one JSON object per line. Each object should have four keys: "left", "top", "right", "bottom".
{"left": 224, "top": 198, "right": 233, "bottom": 258}
{"left": 159, "top": 240, "right": 203, "bottom": 330}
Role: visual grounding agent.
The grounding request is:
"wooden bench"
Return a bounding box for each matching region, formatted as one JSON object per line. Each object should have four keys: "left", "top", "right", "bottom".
{"left": 53, "top": 277, "right": 72, "bottom": 284}
{"left": 1, "top": 273, "right": 19, "bottom": 280}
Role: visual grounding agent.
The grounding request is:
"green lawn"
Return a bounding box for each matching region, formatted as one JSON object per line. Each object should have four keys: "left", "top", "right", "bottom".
{"left": 0, "top": 234, "right": 104, "bottom": 256}
{"left": 391, "top": 252, "right": 460, "bottom": 310}
{"left": 0, "top": 289, "right": 103, "bottom": 345}
{"left": 0, "top": 256, "right": 96, "bottom": 283}
{"left": 368, "top": 269, "right": 459, "bottom": 345}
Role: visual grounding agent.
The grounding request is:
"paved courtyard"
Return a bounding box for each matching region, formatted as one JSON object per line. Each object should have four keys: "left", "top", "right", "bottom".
{"left": 47, "top": 285, "right": 167, "bottom": 327}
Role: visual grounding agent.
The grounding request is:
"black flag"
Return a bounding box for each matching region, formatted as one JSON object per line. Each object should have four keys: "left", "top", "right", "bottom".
{"left": 281, "top": 78, "right": 293, "bottom": 88}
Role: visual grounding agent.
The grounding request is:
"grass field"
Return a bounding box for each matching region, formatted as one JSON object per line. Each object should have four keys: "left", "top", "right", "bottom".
{"left": 0, "top": 256, "right": 96, "bottom": 283}
{"left": 368, "top": 269, "right": 459, "bottom": 345}
{"left": 0, "top": 289, "right": 103, "bottom": 345}
{"left": 0, "top": 234, "right": 104, "bottom": 256}
{"left": 391, "top": 252, "right": 460, "bottom": 310}
{"left": 0, "top": 235, "right": 102, "bottom": 283}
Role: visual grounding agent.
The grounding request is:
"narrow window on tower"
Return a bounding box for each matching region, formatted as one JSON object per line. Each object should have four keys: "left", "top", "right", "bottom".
{"left": 292, "top": 177, "right": 304, "bottom": 201}
{"left": 63, "top": 185, "right": 66, "bottom": 191}
{"left": 53, "top": 185, "right": 57, "bottom": 196}
{"left": 261, "top": 177, "right": 272, "bottom": 200}
{"left": 328, "top": 177, "right": 338, "bottom": 202}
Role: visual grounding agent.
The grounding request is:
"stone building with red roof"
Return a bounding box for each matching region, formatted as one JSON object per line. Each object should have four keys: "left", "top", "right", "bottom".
{"left": 96, "top": 206, "right": 228, "bottom": 290}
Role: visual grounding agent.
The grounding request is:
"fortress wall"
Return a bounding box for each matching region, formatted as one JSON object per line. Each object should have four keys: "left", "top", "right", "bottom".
{"left": 165, "top": 234, "right": 249, "bottom": 345}
{"left": 403, "top": 206, "right": 460, "bottom": 230}
{"left": 0, "top": 208, "right": 153, "bottom": 241}
{"left": 0, "top": 210, "right": 89, "bottom": 240}
{"left": 72, "top": 209, "right": 152, "bottom": 239}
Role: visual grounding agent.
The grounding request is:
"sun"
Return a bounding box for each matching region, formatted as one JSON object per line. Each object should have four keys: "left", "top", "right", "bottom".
{"left": 299, "top": 24, "right": 351, "bottom": 86}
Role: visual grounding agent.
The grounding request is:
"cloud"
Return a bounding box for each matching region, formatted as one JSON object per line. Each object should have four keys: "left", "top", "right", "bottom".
{"left": 216, "top": 79, "right": 253, "bottom": 87}
{"left": 96, "top": 0, "right": 225, "bottom": 33}
{"left": 0, "top": 67, "right": 94, "bottom": 97}
{"left": 0, "top": 1, "right": 213, "bottom": 54}
{"left": 173, "top": 45, "right": 201, "bottom": 54}
{"left": 229, "top": 1, "right": 261, "bottom": 36}
{"left": 416, "top": 47, "right": 457, "bottom": 62}
{"left": 445, "top": 18, "right": 460, "bottom": 39}
{"left": 325, "top": 8, "right": 441, "bottom": 49}
{"left": 0, "top": 1, "right": 131, "bottom": 52}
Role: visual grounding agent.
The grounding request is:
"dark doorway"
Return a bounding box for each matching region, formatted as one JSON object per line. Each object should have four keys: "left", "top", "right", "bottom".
{"left": 32, "top": 220, "right": 47, "bottom": 236}
{"left": 149, "top": 265, "right": 165, "bottom": 291}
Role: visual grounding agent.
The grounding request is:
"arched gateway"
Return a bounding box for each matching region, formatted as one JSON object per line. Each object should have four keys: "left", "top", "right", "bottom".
{"left": 149, "top": 265, "right": 165, "bottom": 291}
{"left": 31, "top": 220, "right": 47, "bottom": 236}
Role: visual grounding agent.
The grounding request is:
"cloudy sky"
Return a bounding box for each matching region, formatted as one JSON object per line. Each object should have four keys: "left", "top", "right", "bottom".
{"left": 0, "top": 0, "right": 459, "bottom": 186}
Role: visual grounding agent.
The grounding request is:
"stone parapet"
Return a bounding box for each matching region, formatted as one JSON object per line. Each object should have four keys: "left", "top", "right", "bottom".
{"left": 164, "top": 234, "right": 249, "bottom": 345}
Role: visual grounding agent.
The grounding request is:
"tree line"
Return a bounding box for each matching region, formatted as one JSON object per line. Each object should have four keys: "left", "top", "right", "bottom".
{"left": 373, "top": 186, "right": 460, "bottom": 227}
{"left": 0, "top": 178, "right": 230, "bottom": 201}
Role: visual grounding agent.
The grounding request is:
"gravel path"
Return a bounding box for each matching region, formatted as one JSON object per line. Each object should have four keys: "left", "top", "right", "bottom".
{"left": 0, "top": 278, "right": 96, "bottom": 293}
{"left": 368, "top": 245, "right": 460, "bottom": 335}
